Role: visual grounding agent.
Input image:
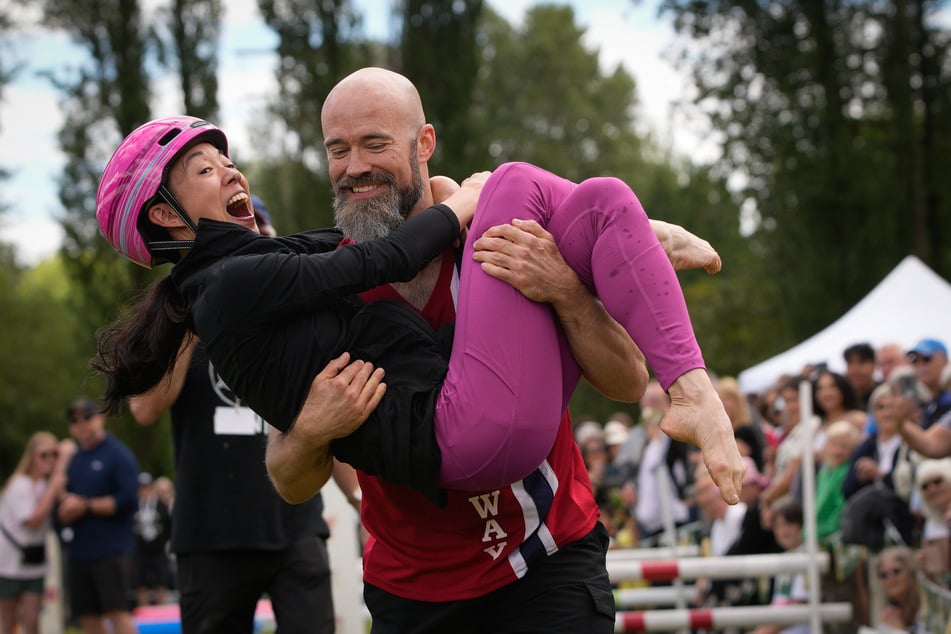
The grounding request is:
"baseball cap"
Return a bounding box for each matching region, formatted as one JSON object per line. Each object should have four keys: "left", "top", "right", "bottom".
{"left": 907, "top": 338, "right": 948, "bottom": 359}
{"left": 138, "top": 472, "right": 154, "bottom": 487}
{"left": 66, "top": 397, "right": 99, "bottom": 422}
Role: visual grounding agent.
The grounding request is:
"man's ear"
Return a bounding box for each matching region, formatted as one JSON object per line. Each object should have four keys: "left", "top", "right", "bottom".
{"left": 417, "top": 123, "right": 436, "bottom": 162}
{"left": 147, "top": 202, "right": 187, "bottom": 229}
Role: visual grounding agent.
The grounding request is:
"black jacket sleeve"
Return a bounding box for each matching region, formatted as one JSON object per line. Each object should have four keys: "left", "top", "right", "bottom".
{"left": 208, "top": 204, "right": 460, "bottom": 330}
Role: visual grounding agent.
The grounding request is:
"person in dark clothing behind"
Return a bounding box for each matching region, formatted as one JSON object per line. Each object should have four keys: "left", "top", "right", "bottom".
{"left": 132, "top": 472, "right": 172, "bottom": 607}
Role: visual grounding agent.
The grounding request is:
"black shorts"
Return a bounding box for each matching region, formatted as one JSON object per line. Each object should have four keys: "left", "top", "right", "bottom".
{"left": 365, "top": 522, "right": 615, "bottom": 634}
{"left": 176, "top": 536, "right": 333, "bottom": 634}
{"left": 136, "top": 552, "right": 170, "bottom": 588}
{"left": 68, "top": 554, "right": 134, "bottom": 617}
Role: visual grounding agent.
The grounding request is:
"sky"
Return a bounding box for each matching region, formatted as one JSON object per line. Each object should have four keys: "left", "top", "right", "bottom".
{"left": 0, "top": 0, "right": 708, "bottom": 265}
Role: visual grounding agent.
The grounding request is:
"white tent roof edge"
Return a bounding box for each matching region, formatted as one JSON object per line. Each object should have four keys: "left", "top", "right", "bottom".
{"left": 737, "top": 255, "right": 951, "bottom": 394}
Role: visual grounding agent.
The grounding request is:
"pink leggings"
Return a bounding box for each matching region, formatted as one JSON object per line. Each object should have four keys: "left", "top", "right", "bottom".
{"left": 435, "top": 162, "right": 705, "bottom": 490}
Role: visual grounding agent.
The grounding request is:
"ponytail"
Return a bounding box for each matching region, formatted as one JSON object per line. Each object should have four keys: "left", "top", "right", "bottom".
{"left": 91, "top": 276, "right": 193, "bottom": 414}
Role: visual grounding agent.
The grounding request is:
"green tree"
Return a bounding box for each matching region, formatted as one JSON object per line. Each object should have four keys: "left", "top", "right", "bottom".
{"left": 0, "top": 259, "right": 91, "bottom": 475}
{"left": 660, "top": 0, "right": 951, "bottom": 359}
{"left": 398, "top": 0, "right": 484, "bottom": 178}
{"left": 34, "top": 0, "right": 154, "bottom": 336}
{"left": 253, "top": 0, "right": 375, "bottom": 233}
{"left": 162, "top": 0, "right": 222, "bottom": 121}
{"left": 471, "top": 5, "right": 645, "bottom": 184}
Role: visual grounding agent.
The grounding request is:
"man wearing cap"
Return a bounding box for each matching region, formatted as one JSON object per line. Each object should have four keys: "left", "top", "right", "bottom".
{"left": 896, "top": 338, "right": 951, "bottom": 459}
{"left": 58, "top": 398, "right": 139, "bottom": 634}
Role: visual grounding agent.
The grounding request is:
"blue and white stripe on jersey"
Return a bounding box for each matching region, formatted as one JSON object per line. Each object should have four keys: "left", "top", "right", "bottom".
{"left": 507, "top": 460, "right": 560, "bottom": 578}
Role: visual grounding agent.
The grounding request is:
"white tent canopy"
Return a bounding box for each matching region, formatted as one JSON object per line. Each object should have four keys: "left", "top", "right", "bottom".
{"left": 737, "top": 256, "right": 951, "bottom": 394}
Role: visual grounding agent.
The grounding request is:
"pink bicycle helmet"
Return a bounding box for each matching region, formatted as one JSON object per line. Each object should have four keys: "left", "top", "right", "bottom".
{"left": 96, "top": 116, "right": 229, "bottom": 268}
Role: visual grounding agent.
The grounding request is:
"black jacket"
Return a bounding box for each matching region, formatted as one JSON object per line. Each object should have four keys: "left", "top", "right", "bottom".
{"left": 171, "top": 205, "right": 460, "bottom": 504}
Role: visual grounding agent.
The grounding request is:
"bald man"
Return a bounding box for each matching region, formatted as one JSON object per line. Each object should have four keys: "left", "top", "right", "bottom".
{"left": 267, "top": 67, "right": 743, "bottom": 633}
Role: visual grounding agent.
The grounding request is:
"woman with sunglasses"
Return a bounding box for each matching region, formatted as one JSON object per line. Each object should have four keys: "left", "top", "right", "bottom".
{"left": 0, "top": 432, "right": 69, "bottom": 634}
{"left": 875, "top": 546, "right": 928, "bottom": 633}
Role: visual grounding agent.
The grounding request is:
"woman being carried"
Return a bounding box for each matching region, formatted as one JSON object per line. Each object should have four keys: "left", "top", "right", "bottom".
{"left": 94, "top": 116, "right": 740, "bottom": 505}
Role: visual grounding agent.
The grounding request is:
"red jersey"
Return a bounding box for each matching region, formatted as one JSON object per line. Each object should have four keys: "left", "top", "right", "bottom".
{"left": 357, "top": 250, "right": 600, "bottom": 601}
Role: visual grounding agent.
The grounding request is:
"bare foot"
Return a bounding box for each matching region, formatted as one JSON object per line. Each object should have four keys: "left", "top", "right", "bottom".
{"left": 661, "top": 368, "right": 744, "bottom": 504}
{"left": 650, "top": 220, "right": 722, "bottom": 274}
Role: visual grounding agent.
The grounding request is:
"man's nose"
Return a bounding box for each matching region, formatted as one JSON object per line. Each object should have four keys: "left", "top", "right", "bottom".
{"left": 346, "top": 150, "right": 372, "bottom": 177}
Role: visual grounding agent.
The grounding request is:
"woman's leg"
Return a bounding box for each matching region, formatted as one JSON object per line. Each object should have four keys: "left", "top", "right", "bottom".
{"left": 437, "top": 162, "right": 704, "bottom": 490}
{"left": 0, "top": 597, "right": 17, "bottom": 634}
{"left": 436, "top": 163, "right": 578, "bottom": 490}
{"left": 18, "top": 592, "right": 42, "bottom": 634}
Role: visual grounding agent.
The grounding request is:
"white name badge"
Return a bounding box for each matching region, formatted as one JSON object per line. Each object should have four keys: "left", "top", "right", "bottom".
{"left": 213, "top": 406, "right": 262, "bottom": 436}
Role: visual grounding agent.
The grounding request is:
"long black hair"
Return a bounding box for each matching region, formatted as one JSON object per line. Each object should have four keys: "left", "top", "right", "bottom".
{"left": 91, "top": 275, "right": 194, "bottom": 415}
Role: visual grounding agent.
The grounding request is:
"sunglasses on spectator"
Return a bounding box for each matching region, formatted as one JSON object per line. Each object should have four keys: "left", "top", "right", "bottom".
{"left": 877, "top": 566, "right": 905, "bottom": 580}
{"left": 68, "top": 412, "right": 95, "bottom": 425}
{"left": 921, "top": 477, "right": 945, "bottom": 491}
{"left": 37, "top": 450, "right": 58, "bottom": 460}
{"left": 911, "top": 354, "right": 933, "bottom": 364}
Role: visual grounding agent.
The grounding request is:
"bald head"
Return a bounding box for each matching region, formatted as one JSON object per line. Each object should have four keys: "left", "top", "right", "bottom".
{"left": 322, "top": 67, "right": 426, "bottom": 133}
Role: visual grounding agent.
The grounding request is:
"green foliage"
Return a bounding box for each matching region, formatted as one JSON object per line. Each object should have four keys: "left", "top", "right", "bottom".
{"left": 661, "top": 0, "right": 951, "bottom": 357}
{"left": 257, "top": 0, "right": 375, "bottom": 161}
{"left": 0, "top": 259, "right": 92, "bottom": 477}
{"left": 251, "top": 0, "right": 381, "bottom": 233}
{"left": 163, "top": 0, "right": 222, "bottom": 121}
{"left": 398, "top": 0, "right": 485, "bottom": 177}
{"left": 470, "top": 5, "right": 645, "bottom": 183}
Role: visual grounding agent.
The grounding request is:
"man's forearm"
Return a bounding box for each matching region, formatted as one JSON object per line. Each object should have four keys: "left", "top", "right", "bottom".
{"left": 900, "top": 420, "right": 951, "bottom": 458}
{"left": 551, "top": 287, "right": 646, "bottom": 402}
{"left": 266, "top": 427, "right": 334, "bottom": 504}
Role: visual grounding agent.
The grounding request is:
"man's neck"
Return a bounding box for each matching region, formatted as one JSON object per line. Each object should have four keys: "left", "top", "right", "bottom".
{"left": 391, "top": 255, "right": 442, "bottom": 310}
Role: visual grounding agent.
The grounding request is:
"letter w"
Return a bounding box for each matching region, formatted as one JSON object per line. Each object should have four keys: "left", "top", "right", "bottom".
{"left": 468, "top": 491, "right": 501, "bottom": 519}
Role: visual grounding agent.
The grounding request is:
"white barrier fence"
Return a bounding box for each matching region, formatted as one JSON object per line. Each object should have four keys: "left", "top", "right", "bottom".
{"left": 607, "top": 551, "right": 828, "bottom": 583}
{"left": 614, "top": 586, "right": 696, "bottom": 609}
{"left": 607, "top": 546, "right": 701, "bottom": 562}
{"left": 606, "top": 548, "right": 852, "bottom": 632}
{"left": 614, "top": 603, "right": 853, "bottom": 632}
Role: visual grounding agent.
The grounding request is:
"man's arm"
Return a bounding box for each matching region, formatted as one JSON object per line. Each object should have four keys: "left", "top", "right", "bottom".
{"left": 893, "top": 393, "right": 951, "bottom": 458}
{"left": 266, "top": 353, "right": 386, "bottom": 504}
{"left": 332, "top": 460, "right": 362, "bottom": 510}
{"left": 129, "top": 334, "right": 197, "bottom": 425}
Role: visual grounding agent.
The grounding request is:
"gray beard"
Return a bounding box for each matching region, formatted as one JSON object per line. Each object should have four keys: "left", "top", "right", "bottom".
{"left": 333, "top": 166, "right": 424, "bottom": 244}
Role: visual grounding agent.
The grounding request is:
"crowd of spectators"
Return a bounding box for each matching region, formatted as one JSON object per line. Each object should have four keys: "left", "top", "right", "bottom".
{"left": 576, "top": 338, "right": 951, "bottom": 633}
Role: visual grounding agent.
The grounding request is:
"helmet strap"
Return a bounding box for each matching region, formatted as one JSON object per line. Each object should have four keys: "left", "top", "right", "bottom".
{"left": 143, "top": 185, "right": 199, "bottom": 261}
{"left": 157, "top": 184, "right": 200, "bottom": 234}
